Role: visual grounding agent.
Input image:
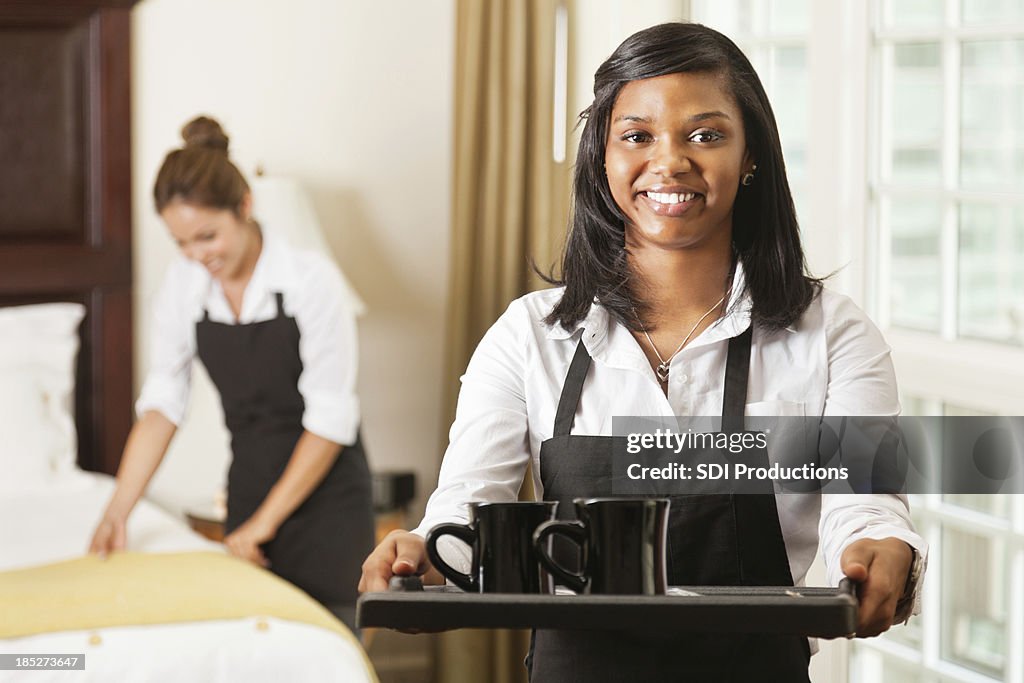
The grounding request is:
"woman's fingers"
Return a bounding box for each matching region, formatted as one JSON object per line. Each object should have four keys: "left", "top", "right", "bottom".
{"left": 224, "top": 531, "right": 263, "bottom": 566}
{"left": 360, "top": 530, "right": 431, "bottom": 593}
{"left": 841, "top": 538, "right": 913, "bottom": 637}
{"left": 89, "top": 518, "right": 126, "bottom": 558}
{"left": 392, "top": 533, "right": 428, "bottom": 575}
{"left": 88, "top": 525, "right": 110, "bottom": 556}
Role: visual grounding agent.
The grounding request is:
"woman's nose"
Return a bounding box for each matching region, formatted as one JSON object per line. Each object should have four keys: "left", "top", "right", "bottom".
{"left": 648, "top": 137, "right": 692, "bottom": 177}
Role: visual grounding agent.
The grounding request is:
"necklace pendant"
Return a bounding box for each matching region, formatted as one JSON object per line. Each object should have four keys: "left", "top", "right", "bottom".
{"left": 656, "top": 363, "right": 670, "bottom": 383}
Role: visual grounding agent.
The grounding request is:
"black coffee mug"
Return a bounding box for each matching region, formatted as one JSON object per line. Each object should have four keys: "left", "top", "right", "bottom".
{"left": 425, "top": 501, "right": 558, "bottom": 593}
{"left": 533, "top": 497, "right": 670, "bottom": 595}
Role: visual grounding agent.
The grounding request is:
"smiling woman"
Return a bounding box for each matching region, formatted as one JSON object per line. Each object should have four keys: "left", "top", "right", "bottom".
{"left": 90, "top": 116, "right": 375, "bottom": 635}
{"left": 360, "top": 23, "right": 926, "bottom": 682}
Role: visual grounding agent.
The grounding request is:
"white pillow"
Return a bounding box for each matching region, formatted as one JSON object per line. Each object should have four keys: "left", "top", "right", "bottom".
{"left": 0, "top": 302, "right": 86, "bottom": 488}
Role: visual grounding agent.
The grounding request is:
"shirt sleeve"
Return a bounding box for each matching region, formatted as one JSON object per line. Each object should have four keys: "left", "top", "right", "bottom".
{"left": 410, "top": 299, "right": 533, "bottom": 571}
{"left": 817, "top": 293, "right": 928, "bottom": 616}
{"left": 135, "top": 261, "right": 195, "bottom": 425}
{"left": 292, "top": 255, "right": 361, "bottom": 446}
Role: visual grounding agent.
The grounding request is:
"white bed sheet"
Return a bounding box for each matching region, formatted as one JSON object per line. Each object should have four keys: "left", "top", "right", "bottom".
{"left": 0, "top": 470, "right": 219, "bottom": 572}
{"left": 0, "top": 471, "right": 375, "bottom": 683}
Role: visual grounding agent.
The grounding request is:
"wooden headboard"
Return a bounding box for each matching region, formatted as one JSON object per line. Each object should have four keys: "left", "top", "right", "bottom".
{"left": 0, "top": 0, "right": 139, "bottom": 475}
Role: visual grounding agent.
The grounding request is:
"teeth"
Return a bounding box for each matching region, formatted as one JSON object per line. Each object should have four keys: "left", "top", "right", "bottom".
{"left": 646, "top": 192, "right": 695, "bottom": 204}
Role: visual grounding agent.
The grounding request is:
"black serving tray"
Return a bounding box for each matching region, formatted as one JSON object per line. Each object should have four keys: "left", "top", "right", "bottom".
{"left": 357, "top": 578, "right": 858, "bottom": 637}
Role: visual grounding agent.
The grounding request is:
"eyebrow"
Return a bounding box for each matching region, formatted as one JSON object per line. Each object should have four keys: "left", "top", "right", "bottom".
{"left": 612, "top": 110, "right": 732, "bottom": 124}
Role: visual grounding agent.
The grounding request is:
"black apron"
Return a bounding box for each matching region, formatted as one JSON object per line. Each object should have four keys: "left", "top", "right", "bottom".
{"left": 196, "top": 292, "right": 374, "bottom": 613}
{"left": 528, "top": 327, "right": 811, "bottom": 682}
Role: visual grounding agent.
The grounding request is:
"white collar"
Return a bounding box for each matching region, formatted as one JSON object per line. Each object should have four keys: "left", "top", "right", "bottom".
{"left": 545, "top": 261, "right": 757, "bottom": 348}
{"left": 244, "top": 227, "right": 295, "bottom": 300}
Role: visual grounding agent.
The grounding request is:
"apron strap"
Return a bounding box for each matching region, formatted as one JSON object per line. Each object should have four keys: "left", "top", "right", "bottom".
{"left": 553, "top": 337, "right": 592, "bottom": 438}
{"left": 722, "top": 326, "right": 752, "bottom": 431}
{"left": 274, "top": 292, "right": 286, "bottom": 317}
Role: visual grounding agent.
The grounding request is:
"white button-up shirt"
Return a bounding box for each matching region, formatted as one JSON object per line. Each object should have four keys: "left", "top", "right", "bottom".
{"left": 136, "top": 229, "right": 361, "bottom": 446}
{"left": 414, "top": 267, "right": 926, "bottom": 609}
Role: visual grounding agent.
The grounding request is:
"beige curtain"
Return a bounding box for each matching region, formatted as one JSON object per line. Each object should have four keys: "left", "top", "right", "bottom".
{"left": 435, "top": 1, "right": 572, "bottom": 681}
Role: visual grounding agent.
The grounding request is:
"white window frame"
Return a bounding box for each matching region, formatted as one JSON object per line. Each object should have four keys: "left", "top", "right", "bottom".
{"left": 869, "top": 0, "right": 1024, "bottom": 418}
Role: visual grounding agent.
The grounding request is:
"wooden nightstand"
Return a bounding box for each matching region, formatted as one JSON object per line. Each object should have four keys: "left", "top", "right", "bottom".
{"left": 185, "top": 509, "right": 226, "bottom": 542}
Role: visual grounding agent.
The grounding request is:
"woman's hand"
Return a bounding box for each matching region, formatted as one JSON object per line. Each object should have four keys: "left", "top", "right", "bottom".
{"left": 841, "top": 537, "right": 914, "bottom": 637}
{"left": 358, "top": 530, "right": 444, "bottom": 593}
{"left": 224, "top": 516, "right": 276, "bottom": 567}
{"left": 88, "top": 513, "right": 127, "bottom": 558}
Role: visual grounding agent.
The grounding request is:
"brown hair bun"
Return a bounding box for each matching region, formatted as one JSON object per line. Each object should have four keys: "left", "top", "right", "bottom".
{"left": 153, "top": 115, "right": 249, "bottom": 214}
{"left": 181, "top": 115, "right": 229, "bottom": 153}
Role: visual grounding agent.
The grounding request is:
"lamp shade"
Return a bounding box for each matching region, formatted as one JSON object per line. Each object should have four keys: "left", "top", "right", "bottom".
{"left": 250, "top": 175, "right": 366, "bottom": 316}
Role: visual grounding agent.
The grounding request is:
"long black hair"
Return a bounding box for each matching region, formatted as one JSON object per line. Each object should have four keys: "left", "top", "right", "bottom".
{"left": 544, "top": 22, "right": 820, "bottom": 333}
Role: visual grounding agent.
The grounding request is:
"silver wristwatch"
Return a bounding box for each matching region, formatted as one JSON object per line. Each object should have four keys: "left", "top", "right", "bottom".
{"left": 894, "top": 546, "right": 924, "bottom": 624}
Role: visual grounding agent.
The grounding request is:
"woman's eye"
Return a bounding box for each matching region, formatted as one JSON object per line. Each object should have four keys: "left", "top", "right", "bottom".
{"left": 689, "top": 129, "right": 724, "bottom": 143}
{"left": 199, "top": 232, "right": 216, "bottom": 241}
{"left": 621, "top": 131, "right": 652, "bottom": 144}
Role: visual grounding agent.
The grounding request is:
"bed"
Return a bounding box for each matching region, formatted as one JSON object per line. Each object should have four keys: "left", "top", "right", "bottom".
{"left": 0, "top": 233, "right": 378, "bottom": 683}
{"left": 0, "top": 455, "right": 376, "bottom": 682}
{"left": 0, "top": 3, "right": 376, "bottom": 680}
{"left": 0, "top": 236, "right": 377, "bottom": 683}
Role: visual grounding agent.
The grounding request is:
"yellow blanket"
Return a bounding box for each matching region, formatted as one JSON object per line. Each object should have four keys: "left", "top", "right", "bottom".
{"left": 0, "top": 552, "right": 356, "bottom": 647}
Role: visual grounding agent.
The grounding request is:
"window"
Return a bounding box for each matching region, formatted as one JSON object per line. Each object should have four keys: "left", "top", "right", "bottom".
{"left": 873, "top": 0, "right": 1024, "bottom": 347}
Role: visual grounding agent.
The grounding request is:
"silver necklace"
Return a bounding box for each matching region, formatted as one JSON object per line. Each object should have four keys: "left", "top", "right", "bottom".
{"left": 634, "top": 294, "right": 727, "bottom": 384}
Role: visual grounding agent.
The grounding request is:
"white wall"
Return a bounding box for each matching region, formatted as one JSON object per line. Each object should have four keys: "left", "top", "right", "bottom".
{"left": 131, "top": 0, "right": 455, "bottom": 519}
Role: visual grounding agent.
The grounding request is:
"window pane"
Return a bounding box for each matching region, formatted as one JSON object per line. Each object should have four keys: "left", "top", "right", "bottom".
{"left": 958, "top": 203, "right": 1024, "bottom": 345}
{"left": 888, "top": 199, "right": 943, "bottom": 331}
{"left": 690, "top": 0, "right": 745, "bottom": 35}
{"left": 883, "top": 0, "right": 945, "bottom": 29}
{"left": 737, "top": 0, "right": 763, "bottom": 34}
{"left": 852, "top": 649, "right": 930, "bottom": 682}
{"left": 886, "top": 43, "right": 943, "bottom": 184}
{"left": 771, "top": 45, "right": 808, "bottom": 183}
{"left": 941, "top": 528, "right": 1008, "bottom": 678}
{"left": 962, "top": 0, "right": 1024, "bottom": 24}
{"left": 942, "top": 494, "right": 1012, "bottom": 518}
{"left": 768, "top": 0, "right": 809, "bottom": 33}
{"left": 960, "top": 40, "right": 1024, "bottom": 190}
{"left": 882, "top": 608, "right": 924, "bottom": 648}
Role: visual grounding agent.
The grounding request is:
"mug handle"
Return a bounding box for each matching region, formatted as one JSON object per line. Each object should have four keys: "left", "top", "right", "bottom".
{"left": 425, "top": 522, "right": 477, "bottom": 592}
{"left": 533, "top": 520, "right": 588, "bottom": 593}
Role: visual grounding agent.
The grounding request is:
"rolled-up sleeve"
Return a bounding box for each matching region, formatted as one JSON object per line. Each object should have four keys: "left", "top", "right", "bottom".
{"left": 292, "top": 256, "right": 360, "bottom": 446}
{"left": 135, "top": 261, "right": 195, "bottom": 426}
{"left": 409, "top": 299, "right": 532, "bottom": 572}
{"left": 818, "top": 293, "right": 928, "bottom": 614}
{"left": 411, "top": 300, "right": 532, "bottom": 525}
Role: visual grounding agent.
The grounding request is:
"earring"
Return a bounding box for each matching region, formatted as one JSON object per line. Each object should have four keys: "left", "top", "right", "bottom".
{"left": 741, "top": 163, "right": 758, "bottom": 186}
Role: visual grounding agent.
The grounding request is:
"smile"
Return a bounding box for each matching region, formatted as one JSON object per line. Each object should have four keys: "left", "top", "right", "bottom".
{"left": 645, "top": 191, "right": 696, "bottom": 204}
{"left": 639, "top": 191, "right": 702, "bottom": 217}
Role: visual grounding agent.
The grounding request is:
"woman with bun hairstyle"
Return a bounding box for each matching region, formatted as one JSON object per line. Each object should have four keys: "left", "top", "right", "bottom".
{"left": 90, "top": 116, "right": 374, "bottom": 632}
{"left": 360, "top": 24, "right": 926, "bottom": 680}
